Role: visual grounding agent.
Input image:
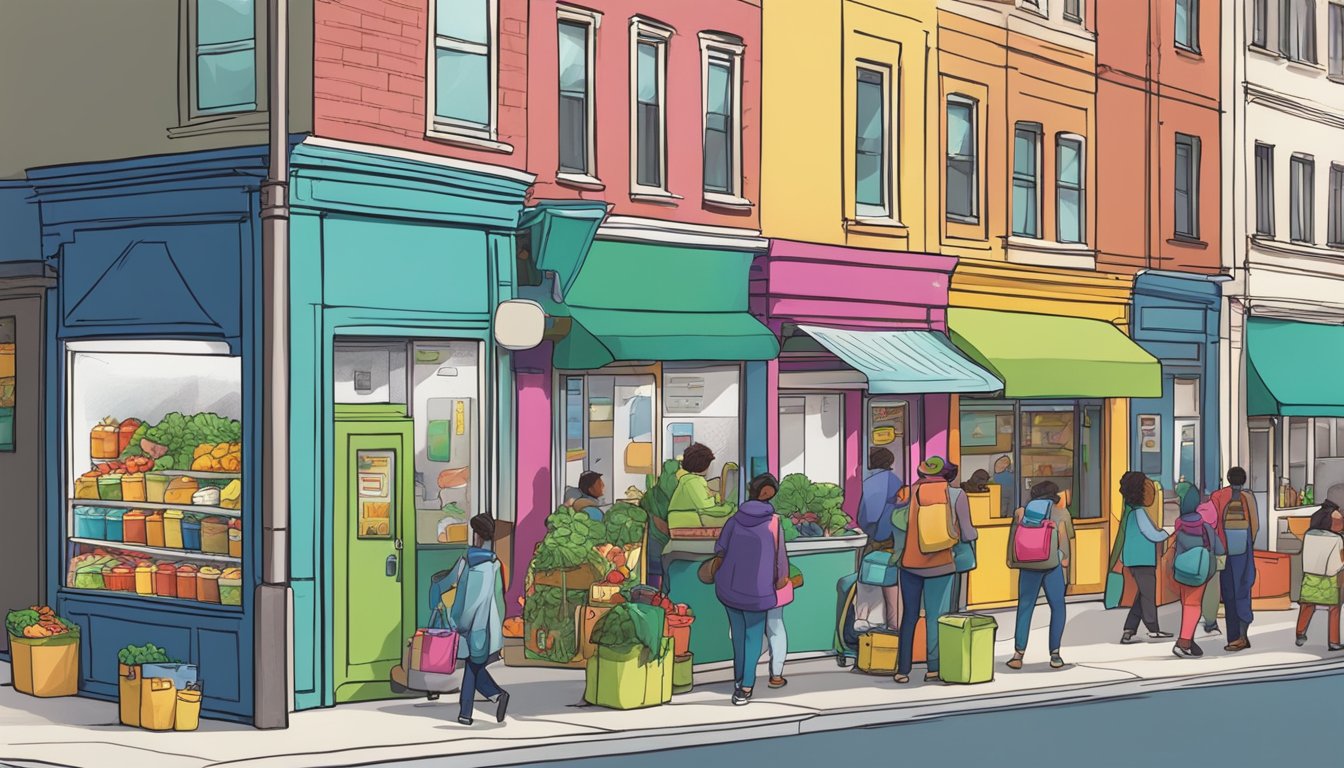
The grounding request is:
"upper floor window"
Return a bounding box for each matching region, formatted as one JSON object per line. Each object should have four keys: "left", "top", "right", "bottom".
{"left": 1019, "top": 0, "right": 1047, "bottom": 15}
{"left": 190, "top": 0, "right": 258, "bottom": 116}
{"left": 1012, "top": 122, "right": 1042, "bottom": 238}
{"left": 1330, "top": 2, "right": 1344, "bottom": 77}
{"left": 1175, "top": 0, "right": 1200, "bottom": 52}
{"left": 1329, "top": 163, "right": 1344, "bottom": 247}
{"left": 558, "top": 8, "right": 598, "bottom": 177}
{"left": 1255, "top": 142, "right": 1276, "bottom": 237}
{"left": 631, "top": 20, "right": 671, "bottom": 194}
{"left": 702, "top": 34, "right": 745, "bottom": 200}
{"left": 855, "top": 66, "right": 891, "bottom": 218}
{"left": 946, "top": 96, "right": 979, "bottom": 224}
{"left": 1174, "top": 133, "right": 1201, "bottom": 240}
{"left": 1282, "top": 0, "right": 1318, "bottom": 63}
{"left": 1291, "top": 153, "right": 1316, "bottom": 243}
{"left": 1064, "top": 0, "right": 1083, "bottom": 23}
{"left": 1056, "top": 134, "right": 1086, "bottom": 244}
{"left": 430, "top": 0, "right": 495, "bottom": 136}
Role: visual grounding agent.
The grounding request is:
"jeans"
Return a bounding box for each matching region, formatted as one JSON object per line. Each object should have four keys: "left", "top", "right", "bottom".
{"left": 1123, "top": 565, "right": 1160, "bottom": 634}
{"left": 1177, "top": 582, "right": 1208, "bottom": 642}
{"left": 765, "top": 606, "right": 788, "bottom": 677}
{"left": 459, "top": 658, "right": 503, "bottom": 721}
{"left": 1015, "top": 566, "right": 1066, "bottom": 652}
{"left": 1221, "top": 551, "right": 1256, "bottom": 643}
{"left": 726, "top": 606, "right": 768, "bottom": 690}
{"left": 1297, "top": 603, "right": 1341, "bottom": 645}
{"left": 897, "top": 569, "right": 955, "bottom": 675}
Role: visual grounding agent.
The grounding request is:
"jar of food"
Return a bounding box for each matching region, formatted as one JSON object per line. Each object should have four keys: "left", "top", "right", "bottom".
{"left": 163, "top": 510, "right": 184, "bottom": 549}
{"left": 228, "top": 519, "right": 242, "bottom": 558}
{"left": 175, "top": 564, "right": 198, "bottom": 599}
{"left": 219, "top": 567, "right": 242, "bottom": 606}
{"left": 135, "top": 561, "right": 154, "bottom": 595}
{"left": 200, "top": 517, "right": 229, "bottom": 554}
{"left": 105, "top": 509, "right": 126, "bottom": 541}
{"left": 154, "top": 562, "right": 177, "bottom": 597}
{"left": 122, "top": 510, "right": 147, "bottom": 545}
{"left": 145, "top": 511, "right": 165, "bottom": 548}
{"left": 74, "top": 474, "right": 99, "bottom": 500}
{"left": 73, "top": 506, "right": 107, "bottom": 540}
{"left": 104, "top": 563, "right": 135, "bottom": 592}
{"left": 145, "top": 473, "right": 169, "bottom": 503}
{"left": 182, "top": 518, "right": 202, "bottom": 550}
{"left": 90, "top": 418, "right": 120, "bottom": 459}
{"left": 121, "top": 473, "right": 146, "bottom": 502}
{"left": 97, "top": 475, "right": 123, "bottom": 501}
{"left": 164, "top": 476, "right": 199, "bottom": 504}
{"left": 196, "top": 566, "right": 222, "bottom": 603}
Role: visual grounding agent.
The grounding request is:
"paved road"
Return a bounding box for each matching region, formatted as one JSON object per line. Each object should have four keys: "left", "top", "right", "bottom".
{"left": 524, "top": 670, "right": 1339, "bottom": 768}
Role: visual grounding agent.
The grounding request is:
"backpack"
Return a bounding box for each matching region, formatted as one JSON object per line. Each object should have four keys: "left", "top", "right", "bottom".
{"left": 1172, "top": 519, "right": 1214, "bottom": 587}
{"left": 915, "top": 481, "right": 958, "bottom": 554}
{"left": 1222, "top": 491, "right": 1250, "bottom": 529}
{"left": 1013, "top": 502, "right": 1057, "bottom": 564}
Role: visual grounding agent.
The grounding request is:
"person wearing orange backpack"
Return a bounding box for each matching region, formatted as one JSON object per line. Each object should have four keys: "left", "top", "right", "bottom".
{"left": 1210, "top": 467, "right": 1259, "bottom": 652}
{"left": 893, "top": 456, "right": 977, "bottom": 684}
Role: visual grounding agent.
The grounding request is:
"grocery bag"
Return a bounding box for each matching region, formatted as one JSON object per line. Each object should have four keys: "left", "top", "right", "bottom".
{"left": 9, "top": 634, "right": 79, "bottom": 698}
{"left": 937, "top": 613, "right": 997, "bottom": 685}
{"left": 859, "top": 551, "right": 900, "bottom": 586}
{"left": 583, "top": 640, "right": 671, "bottom": 710}
{"left": 140, "top": 678, "right": 177, "bottom": 731}
{"left": 119, "top": 664, "right": 142, "bottom": 727}
{"left": 413, "top": 629, "right": 460, "bottom": 675}
{"left": 142, "top": 662, "right": 198, "bottom": 690}
{"left": 174, "top": 689, "right": 203, "bottom": 731}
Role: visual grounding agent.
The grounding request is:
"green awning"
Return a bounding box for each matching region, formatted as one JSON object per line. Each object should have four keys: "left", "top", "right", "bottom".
{"left": 948, "top": 308, "right": 1160, "bottom": 398}
{"left": 556, "top": 309, "right": 779, "bottom": 370}
{"left": 518, "top": 201, "right": 608, "bottom": 299}
{"left": 1247, "top": 317, "right": 1344, "bottom": 416}
{"left": 797, "top": 325, "right": 1002, "bottom": 394}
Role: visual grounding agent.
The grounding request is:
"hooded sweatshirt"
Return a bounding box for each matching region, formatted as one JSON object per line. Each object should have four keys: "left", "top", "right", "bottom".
{"left": 714, "top": 500, "right": 786, "bottom": 612}
{"left": 447, "top": 546, "right": 505, "bottom": 663}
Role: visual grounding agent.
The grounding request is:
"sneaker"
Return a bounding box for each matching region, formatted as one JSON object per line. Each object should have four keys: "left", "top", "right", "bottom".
{"left": 768, "top": 676, "right": 787, "bottom": 689}
{"left": 1329, "top": 643, "right": 1344, "bottom": 652}
{"left": 1148, "top": 631, "right": 1174, "bottom": 639}
{"left": 1120, "top": 631, "right": 1137, "bottom": 645}
{"left": 1049, "top": 652, "right": 1065, "bottom": 669}
{"left": 457, "top": 716, "right": 473, "bottom": 726}
{"left": 1188, "top": 640, "right": 1204, "bottom": 657}
{"left": 1172, "top": 643, "right": 1196, "bottom": 658}
{"left": 732, "top": 687, "right": 753, "bottom": 706}
{"left": 495, "top": 691, "right": 510, "bottom": 723}
{"left": 1297, "top": 634, "right": 1308, "bottom": 647}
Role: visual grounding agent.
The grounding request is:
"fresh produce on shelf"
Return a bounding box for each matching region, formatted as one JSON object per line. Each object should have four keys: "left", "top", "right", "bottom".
{"left": 6, "top": 606, "right": 77, "bottom": 639}
{"left": 219, "top": 479, "right": 242, "bottom": 510}
{"left": 774, "top": 473, "right": 851, "bottom": 537}
{"left": 117, "top": 418, "right": 142, "bottom": 454}
{"left": 532, "top": 507, "right": 607, "bottom": 573}
{"left": 119, "top": 412, "right": 242, "bottom": 472}
{"left": 191, "top": 442, "right": 242, "bottom": 473}
{"left": 117, "top": 643, "right": 173, "bottom": 666}
{"left": 603, "top": 503, "right": 649, "bottom": 549}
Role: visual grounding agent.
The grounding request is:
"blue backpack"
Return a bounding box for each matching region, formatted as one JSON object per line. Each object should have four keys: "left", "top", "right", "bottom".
{"left": 1022, "top": 498, "right": 1053, "bottom": 528}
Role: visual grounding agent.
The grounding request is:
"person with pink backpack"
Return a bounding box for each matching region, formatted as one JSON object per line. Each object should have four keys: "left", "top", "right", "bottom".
{"left": 1005, "top": 481, "right": 1075, "bottom": 670}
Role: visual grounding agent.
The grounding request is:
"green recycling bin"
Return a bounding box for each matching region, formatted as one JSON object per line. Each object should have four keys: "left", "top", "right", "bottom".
{"left": 937, "top": 613, "right": 997, "bottom": 685}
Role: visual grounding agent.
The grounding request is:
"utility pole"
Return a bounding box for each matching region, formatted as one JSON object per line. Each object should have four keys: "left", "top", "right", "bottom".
{"left": 255, "top": 0, "right": 291, "bottom": 730}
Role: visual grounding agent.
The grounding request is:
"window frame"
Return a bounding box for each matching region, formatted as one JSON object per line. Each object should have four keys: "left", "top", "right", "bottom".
{"left": 629, "top": 18, "right": 673, "bottom": 198}
{"left": 1174, "top": 133, "right": 1201, "bottom": 240}
{"left": 1253, "top": 0, "right": 1269, "bottom": 48}
{"left": 1328, "top": 162, "right": 1344, "bottom": 247}
{"left": 426, "top": 0, "right": 500, "bottom": 143}
{"left": 1064, "top": 0, "right": 1083, "bottom": 23}
{"left": 176, "top": 0, "right": 267, "bottom": 132}
{"left": 1282, "top": 0, "right": 1319, "bottom": 64}
{"left": 557, "top": 6, "right": 601, "bottom": 181}
{"left": 1291, "top": 152, "right": 1316, "bottom": 244}
{"left": 1174, "top": 0, "right": 1201, "bottom": 53}
{"left": 854, "top": 63, "right": 894, "bottom": 221}
{"left": 1329, "top": 1, "right": 1344, "bottom": 78}
{"left": 1011, "top": 122, "right": 1043, "bottom": 239}
{"left": 1255, "top": 142, "right": 1276, "bottom": 237}
{"left": 946, "top": 94, "right": 980, "bottom": 225}
{"left": 1056, "top": 133, "right": 1086, "bottom": 245}
{"left": 700, "top": 32, "right": 747, "bottom": 204}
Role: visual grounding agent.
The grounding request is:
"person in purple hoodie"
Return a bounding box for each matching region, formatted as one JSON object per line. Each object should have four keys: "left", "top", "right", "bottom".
{"left": 714, "top": 473, "right": 787, "bottom": 706}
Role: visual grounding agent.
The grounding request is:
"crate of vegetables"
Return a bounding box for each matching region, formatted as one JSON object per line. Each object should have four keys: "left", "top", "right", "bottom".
{"left": 6, "top": 606, "right": 80, "bottom": 698}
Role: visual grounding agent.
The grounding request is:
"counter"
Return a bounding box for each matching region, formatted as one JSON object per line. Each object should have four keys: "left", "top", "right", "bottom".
{"left": 662, "top": 533, "right": 867, "bottom": 664}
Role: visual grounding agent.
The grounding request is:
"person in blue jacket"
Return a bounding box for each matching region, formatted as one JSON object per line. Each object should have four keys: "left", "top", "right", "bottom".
{"left": 1117, "top": 472, "right": 1173, "bottom": 644}
{"left": 859, "top": 447, "right": 904, "bottom": 551}
{"left": 445, "top": 514, "right": 510, "bottom": 726}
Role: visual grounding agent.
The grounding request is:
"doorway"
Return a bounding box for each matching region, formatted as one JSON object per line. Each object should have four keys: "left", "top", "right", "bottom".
{"left": 0, "top": 295, "right": 44, "bottom": 657}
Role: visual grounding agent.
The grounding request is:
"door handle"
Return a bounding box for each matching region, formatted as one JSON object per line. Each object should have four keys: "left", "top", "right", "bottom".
{"left": 386, "top": 553, "right": 399, "bottom": 578}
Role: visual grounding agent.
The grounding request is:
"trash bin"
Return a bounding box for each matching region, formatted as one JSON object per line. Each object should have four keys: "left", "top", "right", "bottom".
{"left": 937, "top": 613, "right": 997, "bottom": 685}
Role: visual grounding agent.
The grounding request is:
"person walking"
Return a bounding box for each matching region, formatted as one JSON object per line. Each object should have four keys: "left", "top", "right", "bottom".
{"left": 1211, "top": 467, "right": 1259, "bottom": 652}
{"left": 761, "top": 475, "right": 793, "bottom": 688}
{"left": 713, "top": 473, "right": 787, "bottom": 705}
{"left": 894, "top": 456, "right": 977, "bottom": 684}
{"left": 1196, "top": 490, "right": 1225, "bottom": 635}
{"left": 1296, "top": 500, "right": 1344, "bottom": 651}
{"left": 1006, "top": 481, "right": 1074, "bottom": 670}
{"left": 446, "top": 514, "right": 509, "bottom": 726}
{"left": 1117, "top": 472, "right": 1173, "bottom": 644}
{"left": 1171, "top": 483, "right": 1224, "bottom": 658}
{"left": 859, "top": 447, "right": 904, "bottom": 554}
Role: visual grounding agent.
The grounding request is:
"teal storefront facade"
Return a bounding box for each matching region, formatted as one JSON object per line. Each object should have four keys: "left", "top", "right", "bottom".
{"left": 287, "top": 141, "right": 530, "bottom": 709}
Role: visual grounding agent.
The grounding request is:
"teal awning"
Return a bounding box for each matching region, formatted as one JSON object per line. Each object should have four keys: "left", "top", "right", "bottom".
{"left": 556, "top": 309, "right": 779, "bottom": 370}
{"left": 518, "top": 201, "right": 608, "bottom": 299}
{"left": 797, "top": 325, "right": 1002, "bottom": 394}
{"left": 1247, "top": 317, "right": 1344, "bottom": 416}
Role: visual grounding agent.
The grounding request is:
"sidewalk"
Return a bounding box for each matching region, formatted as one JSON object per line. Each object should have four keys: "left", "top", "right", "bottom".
{"left": 3, "top": 602, "right": 1343, "bottom": 768}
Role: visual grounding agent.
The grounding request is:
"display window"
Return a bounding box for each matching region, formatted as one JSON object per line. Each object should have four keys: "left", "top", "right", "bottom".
{"left": 779, "top": 393, "right": 843, "bottom": 485}
{"left": 0, "top": 316, "right": 14, "bottom": 451}
{"left": 1270, "top": 415, "right": 1344, "bottom": 509}
{"left": 65, "top": 341, "right": 244, "bottom": 607}
{"left": 866, "top": 399, "right": 911, "bottom": 481}
{"left": 662, "top": 363, "right": 742, "bottom": 501}
{"left": 559, "top": 371, "right": 657, "bottom": 508}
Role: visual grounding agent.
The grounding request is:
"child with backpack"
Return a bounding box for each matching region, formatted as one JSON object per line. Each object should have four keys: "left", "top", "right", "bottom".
{"left": 1006, "top": 481, "right": 1075, "bottom": 670}
{"left": 1171, "top": 483, "right": 1225, "bottom": 658}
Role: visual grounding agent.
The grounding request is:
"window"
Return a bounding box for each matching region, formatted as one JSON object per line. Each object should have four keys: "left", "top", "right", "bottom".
{"left": 780, "top": 394, "right": 843, "bottom": 486}
{"left": 632, "top": 21, "right": 670, "bottom": 193}
{"left": 1064, "top": 0, "right": 1083, "bottom": 22}
{"left": 1253, "top": 0, "right": 1269, "bottom": 47}
{"left": 1019, "top": 0, "right": 1046, "bottom": 14}
{"left": 1174, "top": 133, "right": 1201, "bottom": 239}
{"left": 1289, "top": 416, "right": 1310, "bottom": 494}
{"left": 855, "top": 67, "right": 890, "bottom": 218}
{"left": 702, "top": 36, "right": 744, "bottom": 198}
{"left": 1175, "top": 0, "right": 1200, "bottom": 52}
{"left": 191, "top": 0, "right": 258, "bottom": 116}
{"left": 1056, "top": 134, "right": 1086, "bottom": 243}
{"left": 412, "top": 342, "right": 484, "bottom": 539}
{"left": 868, "top": 400, "right": 912, "bottom": 487}
{"left": 1012, "top": 123, "right": 1042, "bottom": 238}
{"left": 946, "top": 96, "right": 979, "bottom": 223}
{"left": 1331, "top": 2, "right": 1344, "bottom": 76}
{"left": 431, "top": 0, "right": 495, "bottom": 134}
{"left": 1255, "top": 143, "right": 1276, "bottom": 236}
{"left": 1282, "top": 0, "right": 1318, "bottom": 63}
{"left": 561, "top": 374, "right": 658, "bottom": 508}
{"left": 0, "top": 317, "right": 13, "bottom": 452}
{"left": 557, "top": 12, "right": 596, "bottom": 176}
{"left": 1329, "top": 163, "right": 1344, "bottom": 246}
{"left": 1291, "top": 153, "right": 1315, "bottom": 243}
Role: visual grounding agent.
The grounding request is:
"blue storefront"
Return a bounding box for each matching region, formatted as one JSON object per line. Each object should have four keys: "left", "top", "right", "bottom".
{"left": 30, "top": 147, "right": 270, "bottom": 722}
{"left": 1129, "top": 270, "right": 1227, "bottom": 495}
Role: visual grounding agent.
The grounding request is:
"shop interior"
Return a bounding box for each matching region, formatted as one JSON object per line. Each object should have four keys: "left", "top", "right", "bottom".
{"left": 779, "top": 392, "right": 842, "bottom": 485}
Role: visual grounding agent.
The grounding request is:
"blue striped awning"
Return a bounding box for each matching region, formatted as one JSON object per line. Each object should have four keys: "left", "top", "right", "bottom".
{"left": 797, "top": 325, "right": 1003, "bottom": 395}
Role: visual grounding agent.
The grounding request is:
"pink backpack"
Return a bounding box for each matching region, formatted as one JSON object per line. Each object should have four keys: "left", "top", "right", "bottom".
{"left": 1014, "top": 519, "right": 1057, "bottom": 563}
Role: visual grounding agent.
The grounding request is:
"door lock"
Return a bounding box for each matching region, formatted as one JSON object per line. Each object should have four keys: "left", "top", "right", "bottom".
{"left": 385, "top": 553, "right": 399, "bottom": 578}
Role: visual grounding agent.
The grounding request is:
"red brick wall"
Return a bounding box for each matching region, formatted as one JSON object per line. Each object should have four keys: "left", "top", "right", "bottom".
{"left": 313, "top": 0, "right": 529, "bottom": 171}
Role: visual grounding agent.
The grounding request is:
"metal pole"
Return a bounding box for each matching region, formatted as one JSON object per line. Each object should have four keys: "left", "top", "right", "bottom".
{"left": 255, "top": 0, "right": 290, "bottom": 730}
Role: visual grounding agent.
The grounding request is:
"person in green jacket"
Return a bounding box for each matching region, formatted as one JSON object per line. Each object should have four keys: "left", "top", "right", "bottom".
{"left": 1115, "top": 471, "right": 1172, "bottom": 644}
{"left": 668, "top": 443, "right": 735, "bottom": 521}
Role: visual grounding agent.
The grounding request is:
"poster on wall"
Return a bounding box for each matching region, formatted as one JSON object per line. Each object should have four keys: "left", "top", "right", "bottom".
{"left": 1139, "top": 415, "right": 1161, "bottom": 453}
{"left": 961, "top": 412, "right": 998, "bottom": 448}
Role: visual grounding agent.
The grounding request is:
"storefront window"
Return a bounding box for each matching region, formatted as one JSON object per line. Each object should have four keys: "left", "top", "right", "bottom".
{"left": 1021, "top": 406, "right": 1076, "bottom": 509}
{"left": 959, "top": 403, "right": 1015, "bottom": 516}
{"left": 1288, "top": 417, "right": 1309, "bottom": 494}
{"left": 0, "top": 317, "right": 14, "bottom": 452}
{"left": 561, "top": 372, "right": 657, "bottom": 507}
{"left": 663, "top": 363, "right": 741, "bottom": 501}
{"left": 780, "top": 393, "right": 843, "bottom": 485}
{"left": 412, "top": 342, "right": 481, "bottom": 545}
{"left": 334, "top": 341, "right": 408, "bottom": 404}
{"left": 66, "top": 341, "right": 244, "bottom": 606}
{"left": 867, "top": 399, "right": 910, "bottom": 478}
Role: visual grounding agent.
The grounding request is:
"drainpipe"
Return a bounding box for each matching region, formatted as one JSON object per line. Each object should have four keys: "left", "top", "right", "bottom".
{"left": 255, "top": 0, "right": 290, "bottom": 730}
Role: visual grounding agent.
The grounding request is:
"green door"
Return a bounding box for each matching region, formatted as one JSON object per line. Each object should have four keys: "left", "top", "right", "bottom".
{"left": 334, "top": 405, "right": 416, "bottom": 703}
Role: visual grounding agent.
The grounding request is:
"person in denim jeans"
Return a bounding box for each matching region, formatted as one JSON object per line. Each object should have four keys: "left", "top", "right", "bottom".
{"left": 1211, "top": 467, "right": 1259, "bottom": 652}
{"left": 1006, "top": 481, "right": 1075, "bottom": 670}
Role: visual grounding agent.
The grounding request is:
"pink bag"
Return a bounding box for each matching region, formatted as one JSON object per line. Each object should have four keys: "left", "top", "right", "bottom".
{"left": 1014, "top": 520, "right": 1057, "bottom": 563}
{"left": 414, "top": 628, "right": 460, "bottom": 675}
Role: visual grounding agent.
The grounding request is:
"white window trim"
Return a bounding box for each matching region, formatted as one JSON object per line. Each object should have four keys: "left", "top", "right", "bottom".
{"left": 630, "top": 17, "right": 673, "bottom": 197}
{"left": 1012, "top": 121, "right": 1043, "bottom": 239}
{"left": 1330, "top": 1, "right": 1344, "bottom": 79}
{"left": 558, "top": 5, "right": 601, "bottom": 179}
{"left": 1056, "top": 131, "right": 1087, "bottom": 244}
{"left": 699, "top": 31, "right": 747, "bottom": 204}
{"left": 173, "top": 0, "right": 268, "bottom": 137}
{"left": 854, "top": 62, "right": 896, "bottom": 222}
{"left": 946, "top": 93, "right": 980, "bottom": 224}
{"left": 426, "top": 0, "right": 501, "bottom": 146}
